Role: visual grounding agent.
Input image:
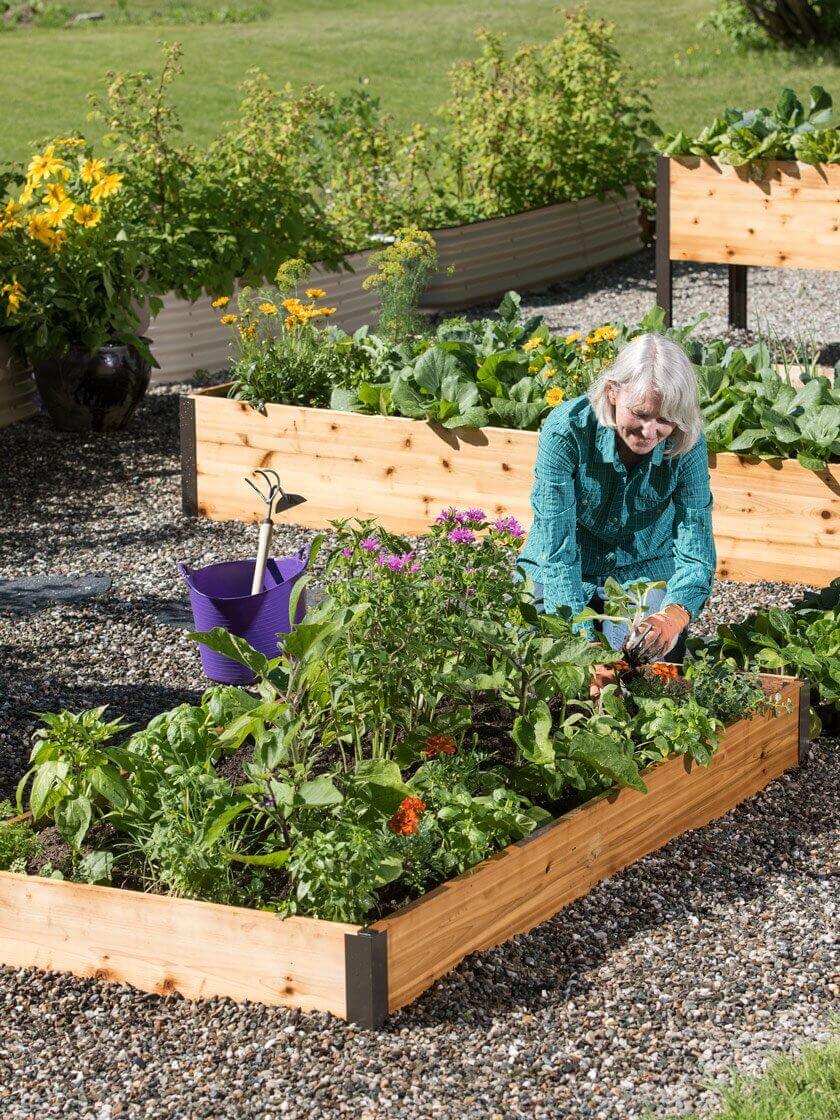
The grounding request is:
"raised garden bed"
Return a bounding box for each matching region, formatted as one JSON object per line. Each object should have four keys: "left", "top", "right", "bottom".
{"left": 181, "top": 391, "right": 840, "bottom": 587}
{"left": 656, "top": 156, "right": 840, "bottom": 328}
{"left": 149, "top": 191, "right": 642, "bottom": 383}
{"left": 0, "top": 337, "right": 37, "bottom": 430}
{"left": 0, "top": 677, "right": 807, "bottom": 1026}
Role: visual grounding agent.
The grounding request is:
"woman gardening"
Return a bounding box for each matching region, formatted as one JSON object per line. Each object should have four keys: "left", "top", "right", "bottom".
{"left": 519, "top": 334, "right": 715, "bottom": 694}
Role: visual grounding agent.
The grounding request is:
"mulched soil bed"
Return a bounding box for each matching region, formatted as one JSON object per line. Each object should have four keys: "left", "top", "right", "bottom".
{"left": 1, "top": 255, "right": 837, "bottom": 1117}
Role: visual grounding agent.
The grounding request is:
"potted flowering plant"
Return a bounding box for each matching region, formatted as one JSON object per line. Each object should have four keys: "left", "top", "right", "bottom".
{"left": 0, "top": 136, "right": 156, "bottom": 431}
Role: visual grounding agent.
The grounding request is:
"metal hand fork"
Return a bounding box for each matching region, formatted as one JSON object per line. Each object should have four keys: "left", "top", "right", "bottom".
{"left": 244, "top": 469, "right": 287, "bottom": 595}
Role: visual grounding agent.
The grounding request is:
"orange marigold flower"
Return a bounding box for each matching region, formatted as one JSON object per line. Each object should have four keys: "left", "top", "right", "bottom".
{"left": 387, "top": 796, "right": 426, "bottom": 836}
{"left": 423, "top": 734, "right": 456, "bottom": 758}
{"left": 649, "top": 662, "right": 680, "bottom": 680}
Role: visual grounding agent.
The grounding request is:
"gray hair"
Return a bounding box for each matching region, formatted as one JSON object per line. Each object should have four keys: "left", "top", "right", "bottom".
{"left": 588, "top": 333, "right": 703, "bottom": 457}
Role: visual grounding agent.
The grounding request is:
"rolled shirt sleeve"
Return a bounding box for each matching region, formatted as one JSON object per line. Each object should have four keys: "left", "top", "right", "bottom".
{"left": 660, "top": 434, "right": 716, "bottom": 620}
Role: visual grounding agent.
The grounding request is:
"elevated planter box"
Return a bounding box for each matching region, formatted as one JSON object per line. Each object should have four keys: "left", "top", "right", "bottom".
{"left": 0, "top": 337, "right": 37, "bottom": 430}
{"left": 0, "top": 678, "right": 806, "bottom": 1026}
{"left": 149, "top": 190, "right": 642, "bottom": 383}
{"left": 181, "top": 391, "right": 840, "bottom": 587}
{"left": 656, "top": 156, "right": 840, "bottom": 327}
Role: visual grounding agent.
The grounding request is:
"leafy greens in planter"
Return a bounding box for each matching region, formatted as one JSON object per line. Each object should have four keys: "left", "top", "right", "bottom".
{"left": 695, "top": 340, "right": 840, "bottom": 470}
{"left": 657, "top": 85, "right": 839, "bottom": 166}
{"left": 690, "top": 579, "right": 840, "bottom": 732}
{"left": 12, "top": 510, "right": 790, "bottom": 924}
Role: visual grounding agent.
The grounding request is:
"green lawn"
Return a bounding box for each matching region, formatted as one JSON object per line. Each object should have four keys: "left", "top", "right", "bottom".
{"left": 656, "top": 1032, "right": 840, "bottom": 1120}
{"left": 2, "top": 0, "right": 838, "bottom": 161}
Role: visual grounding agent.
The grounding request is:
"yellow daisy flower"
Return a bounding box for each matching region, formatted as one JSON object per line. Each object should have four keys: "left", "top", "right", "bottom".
{"left": 27, "top": 146, "right": 66, "bottom": 185}
{"left": 541, "top": 365, "right": 556, "bottom": 379}
{"left": 545, "top": 387, "right": 565, "bottom": 407}
{"left": 74, "top": 203, "right": 102, "bottom": 228}
{"left": 528, "top": 363, "right": 540, "bottom": 374}
{"left": 522, "top": 337, "right": 541, "bottom": 352}
{"left": 1, "top": 280, "right": 25, "bottom": 315}
{"left": 80, "top": 158, "right": 107, "bottom": 185}
{"left": 220, "top": 314, "right": 238, "bottom": 325}
{"left": 564, "top": 332, "right": 580, "bottom": 344}
{"left": 46, "top": 198, "right": 74, "bottom": 228}
{"left": 27, "top": 213, "right": 55, "bottom": 246}
{"left": 0, "top": 199, "right": 21, "bottom": 232}
{"left": 258, "top": 302, "right": 278, "bottom": 315}
{"left": 90, "top": 172, "right": 123, "bottom": 202}
{"left": 211, "top": 296, "right": 230, "bottom": 308}
{"left": 305, "top": 288, "right": 326, "bottom": 299}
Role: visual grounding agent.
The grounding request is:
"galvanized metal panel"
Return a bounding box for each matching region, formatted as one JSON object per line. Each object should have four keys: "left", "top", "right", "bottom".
{"left": 0, "top": 357, "right": 38, "bottom": 430}
{"left": 148, "top": 191, "right": 641, "bottom": 383}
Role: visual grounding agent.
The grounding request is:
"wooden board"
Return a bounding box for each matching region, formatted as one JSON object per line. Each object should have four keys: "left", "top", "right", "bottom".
{"left": 192, "top": 391, "right": 537, "bottom": 530}
{"left": 669, "top": 159, "right": 840, "bottom": 271}
{"left": 0, "top": 874, "right": 357, "bottom": 1016}
{"left": 190, "top": 391, "right": 840, "bottom": 586}
{"left": 373, "top": 680, "right": 802, "bottom": 1013}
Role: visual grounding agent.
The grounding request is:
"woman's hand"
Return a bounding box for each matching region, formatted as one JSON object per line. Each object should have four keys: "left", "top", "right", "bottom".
{"left": 625, "top": 603, "right": 689, "bottom": 663}
{"left": 589, "top": 663, "right": 617, "bottom": 701}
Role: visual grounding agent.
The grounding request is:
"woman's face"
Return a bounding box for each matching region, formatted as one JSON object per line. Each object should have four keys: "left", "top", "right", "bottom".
{"left": 608, "top": 385, "right": 676, "bottom": 456}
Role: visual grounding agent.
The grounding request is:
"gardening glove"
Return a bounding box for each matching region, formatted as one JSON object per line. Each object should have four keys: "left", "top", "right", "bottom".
{"left": 589, "top": 663, "right": 617, "bottom": 701}
{"left": 624, "top": 604, "right": 689, "bottom": 665}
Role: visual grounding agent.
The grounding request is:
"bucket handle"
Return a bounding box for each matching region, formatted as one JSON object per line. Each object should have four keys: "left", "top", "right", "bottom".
{"left": 297, "top": 541, "right": 313, "bottom": 568}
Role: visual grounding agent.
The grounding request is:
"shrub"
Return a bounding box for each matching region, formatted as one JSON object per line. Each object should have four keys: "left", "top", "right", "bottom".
{"left": 439, "top": 10, "right": 656, "bottom": 214}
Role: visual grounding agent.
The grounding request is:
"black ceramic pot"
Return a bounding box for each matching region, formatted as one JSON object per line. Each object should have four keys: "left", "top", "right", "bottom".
{"left": 33, "top": 340, "right": 152, "bottom": 432}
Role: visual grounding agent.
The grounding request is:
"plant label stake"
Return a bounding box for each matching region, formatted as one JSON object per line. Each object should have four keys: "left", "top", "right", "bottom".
{"left": 245, "top": 469, "right": 291, "bottom": 595}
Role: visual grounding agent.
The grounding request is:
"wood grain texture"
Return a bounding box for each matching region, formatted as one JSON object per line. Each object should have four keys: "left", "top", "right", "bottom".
{"left": 0, "top": 875, "right": 358, "bottom": 1016}
{"left": 373, "top": 681, "right": 801, "bottom": 1013}
{"left": 669, "top": 158, "right": 840, "bottom": 270}
{"left": 191, "top": 392, "right": 839, "bottom": 585}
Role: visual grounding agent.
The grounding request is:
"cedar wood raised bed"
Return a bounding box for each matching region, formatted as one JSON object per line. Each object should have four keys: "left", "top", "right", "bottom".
{"left": 656, "top": 155, "right": 840, "bottom": 328}
{"left": 0, "top": 678, "right": 807, "bottom": 1027}
{"left": 181, "top": 390, "right": 840, "bottom": 587}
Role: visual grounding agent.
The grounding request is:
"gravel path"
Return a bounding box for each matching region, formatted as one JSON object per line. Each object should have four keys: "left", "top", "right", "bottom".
{"left": 463, "top": 247, "right": 840, "bottom": 367}
{"left": 0, "top": 380, "right": 837, "bottom": 1119}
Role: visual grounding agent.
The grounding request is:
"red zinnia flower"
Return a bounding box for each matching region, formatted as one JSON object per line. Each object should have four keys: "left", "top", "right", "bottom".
{"left": 423, "top": 734, "right": 456, "bottom": 758}
{"left": 387, "top": 796, "right": 426, "bottom": 837}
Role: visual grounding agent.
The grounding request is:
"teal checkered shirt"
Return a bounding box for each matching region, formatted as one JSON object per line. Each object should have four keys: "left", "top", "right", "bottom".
{"left": 518, "top": 395, "right": 715, "bottom": 622}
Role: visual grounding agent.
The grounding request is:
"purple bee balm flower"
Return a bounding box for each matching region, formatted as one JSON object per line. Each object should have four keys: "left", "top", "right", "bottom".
{"left": 448, "top": 528, "right": 476, "bottom": 544}
{"left": 492, "top": 515, "right": 525, "bottom": 539}
{"left": 384, "top": 554, "right": 405, "bottom": 572}
{"left": 456, "top": 507, "right": 486, "bottom": 525}
{"left": 341, "top": 547, "right": 353, "bottom": 559}
{"left": 435, "top": 507, "right": 458, "bottom": 524}
{"left": 375, "top": 552, "right": 387, "bottom": 568}
{"left": 360, "top": 536, "right": 379, "bottom": 552}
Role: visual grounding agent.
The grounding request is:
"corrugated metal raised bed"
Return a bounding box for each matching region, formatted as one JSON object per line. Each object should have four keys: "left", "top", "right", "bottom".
{"left": 148, "top": 189, "right": 642, "bottom": 382}
{"left": 0, "top": 339, "right": 37, "bottom": 430}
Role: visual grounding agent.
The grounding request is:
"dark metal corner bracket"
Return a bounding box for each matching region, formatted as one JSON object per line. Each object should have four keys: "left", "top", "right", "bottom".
{"left": 345, "top": 929, "right": 388, "bottom": 1029}
{"left": 180, "top": 396, "right": 198, "bottom": 518}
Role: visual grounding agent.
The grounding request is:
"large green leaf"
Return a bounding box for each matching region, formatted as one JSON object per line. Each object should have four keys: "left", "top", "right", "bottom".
{"left": 511, "top": 702, "right": 553, "bottom": 767}
{"left": 188, "top": 629, "right": 278, "bottom": 679}
{"left": 297, "top": 775, "right": 343, "bottom": 807}
{"left": 567, "top": 732, "right": 646, "bottom": 792}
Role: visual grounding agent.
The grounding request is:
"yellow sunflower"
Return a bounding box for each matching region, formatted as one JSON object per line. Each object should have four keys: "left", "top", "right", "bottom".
{"left": 26, "top": 146, "right": 66, "bottom": 185}
{"left": 90, "top": 172, "right": 123, "bottom": 202}
{"left": 80, "top": 158, "right": 107, "bottom": 185}
{"left": 1, "top": 280, "right": 25, "bottom": 315}
{"left": 46, "top": 198, "right": 74, "bottom": 228}
{"left": 74, "top": 203, "right": 102, "bottom": 228}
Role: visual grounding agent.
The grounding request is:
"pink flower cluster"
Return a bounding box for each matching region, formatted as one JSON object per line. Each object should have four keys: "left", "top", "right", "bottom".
{"left": 375, "top": 550, "right": 420, "bottom": 573}
{"left": 490, "top": 515, "right": 525, "bottom": 540}
{"left": 448, "top": 527, "right": 475, "bottom": 545}
{"left": 435, "top": 507, "right": 486, "bottom": 527}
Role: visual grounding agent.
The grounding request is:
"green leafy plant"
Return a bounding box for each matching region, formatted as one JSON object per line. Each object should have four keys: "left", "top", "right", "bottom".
{"left": 361, "top": 226, "right": 440, "bottom": 343}
{"left": 0, "top": 802, "right": 39, "bottom": 874}
{"left": 690, "top": 579, "right": 840, "bottom": 731}
{"left": 696, "top": 340, "right": 840, "bottom": 470}
{"left": 0, "top": 136, "right": 154, "bottom": 363}
{"left": 685, "top": 654, "right": 782, "bottom": 724}
{"left": 658, "top": 86, "right": 839, "bottom": 166}
{"left": 16, "top": 707, "right": 130, "bottom": 855}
